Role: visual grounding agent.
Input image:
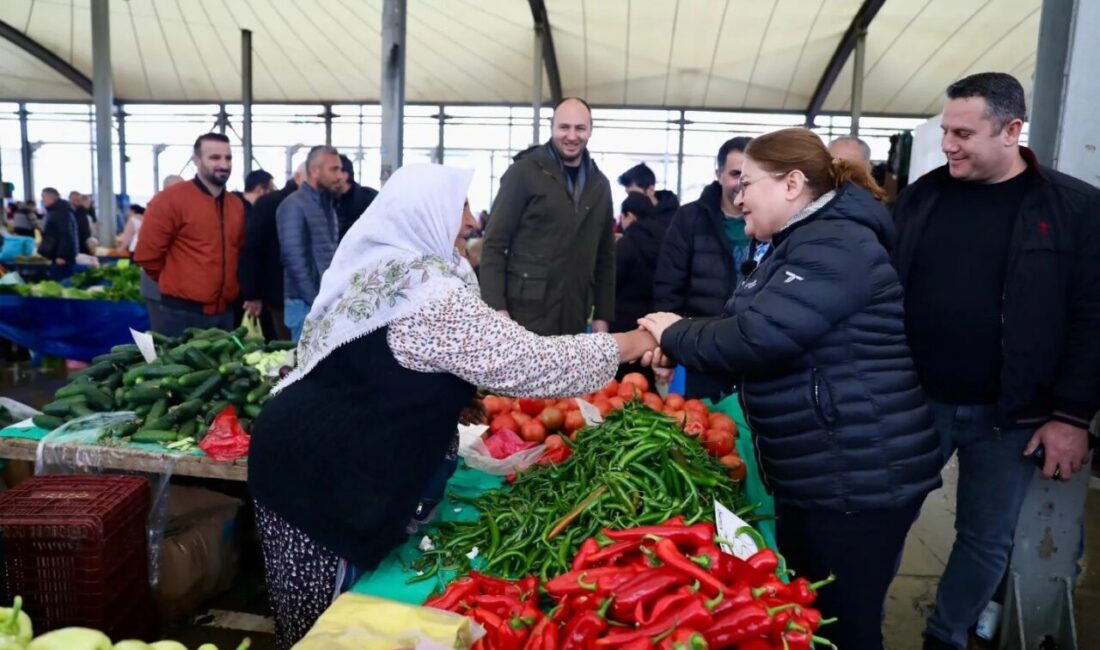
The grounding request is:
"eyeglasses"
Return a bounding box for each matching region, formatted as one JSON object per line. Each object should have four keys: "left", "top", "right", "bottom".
{"left": 736, "top": 171, "right": 791, "bottom": 196}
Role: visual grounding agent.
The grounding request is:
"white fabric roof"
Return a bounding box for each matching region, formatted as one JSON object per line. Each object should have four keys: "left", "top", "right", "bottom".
{"left": 0, "top": 0, "right": 1041, "bottom": 116}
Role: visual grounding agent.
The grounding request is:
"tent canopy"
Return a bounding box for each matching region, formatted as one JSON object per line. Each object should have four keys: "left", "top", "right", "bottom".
{"left": 0, "top": 0, "right": 1041, "bottom": 117}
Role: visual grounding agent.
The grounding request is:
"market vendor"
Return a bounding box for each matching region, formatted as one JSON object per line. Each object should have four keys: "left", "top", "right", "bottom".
{"left": 638, "top": 128, "right": 943, "bottom": 650}
{"left": 248, "top": 163, "right": 656, "bottom": 650}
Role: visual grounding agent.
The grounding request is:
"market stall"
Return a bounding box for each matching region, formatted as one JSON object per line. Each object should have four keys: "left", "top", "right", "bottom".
{"left": 0, "top": 263, "right": 149, "bottom": 361}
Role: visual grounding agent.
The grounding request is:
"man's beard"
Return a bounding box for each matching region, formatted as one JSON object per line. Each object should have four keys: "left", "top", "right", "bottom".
{"left": 202, "top": 169, "right": 229, "bottom": 187}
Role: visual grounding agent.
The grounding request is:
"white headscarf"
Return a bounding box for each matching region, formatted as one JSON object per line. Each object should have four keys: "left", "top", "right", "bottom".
{"left": 275, "top": 163, "right": 477, "bottom": 392}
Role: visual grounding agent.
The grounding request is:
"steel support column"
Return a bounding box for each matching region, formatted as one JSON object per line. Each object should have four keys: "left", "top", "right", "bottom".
{"left": 532, "top": 25, "right": 543, "bottom": 145}
{"left": 152, "top": 144, "right": 167, "bottom": 193}
{"left": 242, "top": 29, "right": 254, "bottom": 177}
{"left": 850, "top": 27, "right": 866, "bottom": 136}
{"left": 380, "top": 0, "right": 407, "bottom": 181}
{"left": 91, "top": 0, "right": 115, "bottom": 245}
{"left": 1000, "top": 1, "right": 1100, "bottom": 648}
{"left": 434, "top": 105, "right": 446, "bottom": 164}
{"left": 675, "top": 111, "right": 688, "bottom": 199}
{"left": 322, "top": 103, "right": 334, "bottom": 147}
{"left": 18, "top": 103, "right": 32, "bottom": 200}
{"left": 117, "top": 105, "right": 127, "bottom": 197}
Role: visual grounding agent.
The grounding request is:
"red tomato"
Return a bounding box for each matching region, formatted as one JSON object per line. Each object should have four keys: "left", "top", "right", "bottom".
{"left": 544, "top": 433, "right": 565, "bottom": 451}
{"left": 564, "top": 410, "right": 586, "bottom": 433}
{"left": 521, "top": 419, "right": 547, "bottom": 443}
{"left": 708, "top": 413, "right": 737, "bottom": 434}
{"left": 723, "top": 455, "right": 747, "bottom": 481}
{"left": 538, "top": 407, "right": 565, "bottom": 431}
{"left": 665, "top": 410, "right": 687, "bottom": 427}
{"left": 594, "top": 399, "right": 613, "bottom": 417}
{"left": 621, "top": 372, "right": 650, "bottom": 393}
{"left": 609, "top": 396, "right": 626, "bottom": 410}
{"left": 684, "top": 399, "right": 709, "bottom": 415}
{"left": 496, "top": 397, "right": 514, "bottom": 413}
{"left": 601, "top": 379, "right": 620, "bottom": 399}
{"left": 512, "top": 412, "right": 532, "bottom": 428}
{"left": 701, "top": 429, "right": 735, "bottom": 457}
{"left": 664, "top": 394, "right": 686, "bottom": 411}
{"left": 489, "top": 413, "right": 518, "bottom": 435}
{"left": 481, "top": 395, "right": 501, "bottom": 417}
{"left": 618, "top": 383, "right": 641, "bottom": 401}
{"left": 518, "top": 398, "right": 545, "bottom": 417}
{"left": 683, "top": 419, "right": 705, "bottom": 437}
{"left": 557, "top": 398, "right": 578, "bottom": 412}
{"left": 642, "top": 392, "right": 664, "bottom": 412}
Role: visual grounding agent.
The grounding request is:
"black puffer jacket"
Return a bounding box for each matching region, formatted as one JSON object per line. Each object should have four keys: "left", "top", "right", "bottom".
{"left": 662, "top": 183, "right": 942, "bottom": 511}
{"left": 39, "top": 199, "right": 79, "bottom": 264}
{"left": 654, "top": 182, "right": 735, "bottom": 318}
{"left": 612, "top": 207, "right": 673, "bottom": 334}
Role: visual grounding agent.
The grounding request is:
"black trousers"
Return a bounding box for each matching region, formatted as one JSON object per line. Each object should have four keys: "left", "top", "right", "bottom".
{"left": 775, "top": 498, "right": 924, "bottom": 650}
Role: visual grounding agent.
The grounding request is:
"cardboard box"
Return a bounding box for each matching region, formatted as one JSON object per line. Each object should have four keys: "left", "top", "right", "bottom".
{"left": 154, "top": 485, "right": 242, "bottom": 622}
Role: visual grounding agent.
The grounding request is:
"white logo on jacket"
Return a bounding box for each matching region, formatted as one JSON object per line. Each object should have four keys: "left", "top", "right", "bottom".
{"left": 784, "top": 271, "right": 804, "bottom": 283}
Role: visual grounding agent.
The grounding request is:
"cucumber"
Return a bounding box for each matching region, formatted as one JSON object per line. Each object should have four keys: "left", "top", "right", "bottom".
{"left": 143, "top": 416, "right": 173, "bottom": 430}
{"left": 184, "top": 347, "right": 218, "bottom": 370}
{"left": 32, "top": 414, "right": 64, "bottom": 430}
{"left": 238, "top": 417, "right": 252, "bottom": 433}
{"left": 56, "top": 381, "right": 93, "bottom": 399}
{"left": 92, "top": 349, "right": 141, "bottom": 365}
{"left": 243, "top": 403, "right": 263, "bottom": 419}
{"left": 42, "top": 401, "right": 77, "bottom": 417}
{"left": 134, "top": 403, "right": 153, "bottom": 417}
{"left": 204, "top": 400, "right": 230, "bottom": 422}
{"left": 218, "top": 361, "right": 244, "bottom": 376}
{"left": 187, "top": 374, "right": 224, "bottom": 401}
{"left": 102, "top": 372, "right": 123, "bottom": 391}
{"left": 122, "top": 384, "right": 169, "bottom": 405}
{"left": 123, "top": 363, "right": 192, "bottom": 385}
{"left": 113, "top": 420, "right": 142, "bottom": 438}
{"left": 71, "top": 404, "right": 95, "bottom": 418}
{"left": 110, "top": 343, "right": 140, "bottom": 355}
{"left": 266, "top": 340, "right": 297, "bottom": 351}
{"left": 131, "top": 429, "right": 179, "bottom": 443}
{"left": 229, "top": 378, "right": 254, "bottom": 393}
{"left": 147, "top": 398, "right": 169, "bottom": 421}
{"left": 150, "top": 332, "right": 175, "bottom": 346}
{"left": 246, "top": 383, "right": 271, "bottom": 403}
{"left": 77, "top": 385, "right": 114, "bottom": 411}
{"left": 69, "top": 360, "right": 117, "bottom": 381}
{"left": 178, "top": 419, "right": 197, "bottom": 438}
{"left": 178, "top": 369, "right": 218, "bottom": 388}
{"left": 168, "top": 400, "right": 204, "bottom": 424}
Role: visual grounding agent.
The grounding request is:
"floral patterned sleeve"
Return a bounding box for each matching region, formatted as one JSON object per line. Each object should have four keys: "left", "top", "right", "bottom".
{"left": 388, "top": 288, "right": 621, "bottom": 398}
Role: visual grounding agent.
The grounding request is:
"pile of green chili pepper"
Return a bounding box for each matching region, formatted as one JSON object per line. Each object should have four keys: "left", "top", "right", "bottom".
{"left": 414, "top": 403, "right": 747, "bottom": 581}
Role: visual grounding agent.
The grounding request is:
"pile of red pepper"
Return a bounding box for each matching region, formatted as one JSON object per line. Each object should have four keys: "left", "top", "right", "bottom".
{"left": 425, "top": 519, "right": 836, "bottom": 650}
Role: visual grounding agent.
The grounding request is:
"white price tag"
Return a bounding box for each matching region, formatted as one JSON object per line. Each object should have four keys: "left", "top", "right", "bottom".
{"left": 576, "top": 398, "right": 603, "bottom": 426}
{"left": 714, "top": 500, "right": 760, "bottom": 560}
{"left": 129, "top": 328, "right": 158, "bottom": 363}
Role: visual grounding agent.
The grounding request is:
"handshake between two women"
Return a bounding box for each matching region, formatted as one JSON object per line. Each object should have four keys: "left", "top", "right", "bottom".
{"left": 608, "top": 312, "right": 685, "bottom": 382}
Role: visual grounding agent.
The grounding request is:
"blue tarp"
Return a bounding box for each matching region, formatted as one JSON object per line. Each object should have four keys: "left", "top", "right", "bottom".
{"left": 0, "top": 295, "right": 149, "bottom": 361}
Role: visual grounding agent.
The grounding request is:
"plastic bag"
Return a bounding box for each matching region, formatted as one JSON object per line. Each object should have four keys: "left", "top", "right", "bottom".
{"left": 0, "top": 397, "right": 41, "bottom": 427}
{"left": 34, "top": 411, "right": 175, "bottom": 588}
{"left": 459, "top": 429, "right": 545, "bottom": 475}
{"left": 242, "top": 314, "right": 263, "bottom": 339}
{"left": 294, "top": 592, "right": 481, "bottom": 650}
{"left": 199, "top": 405, "right": 251, "bottom": 461}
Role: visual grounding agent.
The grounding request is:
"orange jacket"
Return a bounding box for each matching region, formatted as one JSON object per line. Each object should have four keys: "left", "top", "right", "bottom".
{"left": 135, "top": 178, "right": 246, "bottom": 315}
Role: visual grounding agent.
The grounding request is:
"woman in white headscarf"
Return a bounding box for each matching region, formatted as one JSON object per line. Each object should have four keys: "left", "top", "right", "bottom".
{"left": 248, "top": 164, "right": 655, "bottom": 648}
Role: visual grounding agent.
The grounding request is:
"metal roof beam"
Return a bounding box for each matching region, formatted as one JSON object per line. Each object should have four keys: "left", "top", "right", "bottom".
{"left": 0, "top": 18, "right": 92, "bottom": 96}
{"left": 527, "top": 0, "right": 563, "bottom": 103}
{"left": 804, "top": 0, "right": 886, "bottom": 127}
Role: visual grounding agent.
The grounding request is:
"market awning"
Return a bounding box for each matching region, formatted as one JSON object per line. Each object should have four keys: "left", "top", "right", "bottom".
{"left": 0, "top": 0, "right": 1041, "bottom": 117}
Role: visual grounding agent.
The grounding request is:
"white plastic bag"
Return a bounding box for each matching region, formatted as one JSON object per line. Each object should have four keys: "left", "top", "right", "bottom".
{"left": 0, "top": 397, "right": 41, "bottom": 427}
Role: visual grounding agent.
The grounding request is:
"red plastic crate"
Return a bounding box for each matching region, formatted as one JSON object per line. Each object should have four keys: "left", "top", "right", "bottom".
{"left": 0, "top": 475, "right": 153, "bottom": 632}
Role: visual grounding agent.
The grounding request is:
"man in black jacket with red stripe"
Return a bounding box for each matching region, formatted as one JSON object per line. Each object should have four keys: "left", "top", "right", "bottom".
{"left": 894, "top": 72, "right": 1100, "bottom": 650}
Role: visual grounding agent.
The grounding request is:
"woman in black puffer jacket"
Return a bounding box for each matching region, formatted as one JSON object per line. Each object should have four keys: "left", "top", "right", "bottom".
{"left": 639, "top": 128, "right": 942, "bottom": 650}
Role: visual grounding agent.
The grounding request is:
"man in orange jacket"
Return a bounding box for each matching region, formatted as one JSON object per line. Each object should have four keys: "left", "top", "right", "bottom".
{"left": 135, "top": 133, "right": 247, "bottom": 336}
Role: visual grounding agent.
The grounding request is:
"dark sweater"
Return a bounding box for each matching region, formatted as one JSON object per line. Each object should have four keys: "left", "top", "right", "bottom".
{"left": 904, "top": 169, "right": 1030, "bottom": 404}
{"left": 248, "top": 328, "right": 475, "bottom": 568}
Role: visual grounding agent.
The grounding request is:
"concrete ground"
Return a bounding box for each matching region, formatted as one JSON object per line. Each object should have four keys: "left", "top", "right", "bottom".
{"left": 884, "top": 455, "right": 1100, "bottom": 650}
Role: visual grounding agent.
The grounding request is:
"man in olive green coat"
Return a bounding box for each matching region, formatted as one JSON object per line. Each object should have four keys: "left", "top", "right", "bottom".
{"left": 480, "top": 97, "right": 616, "bottom": 336}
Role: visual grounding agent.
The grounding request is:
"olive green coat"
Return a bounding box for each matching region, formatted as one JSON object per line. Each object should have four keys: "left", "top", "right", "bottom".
{"left": 480, "top": 143, "right": 615, "bottom": 335}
